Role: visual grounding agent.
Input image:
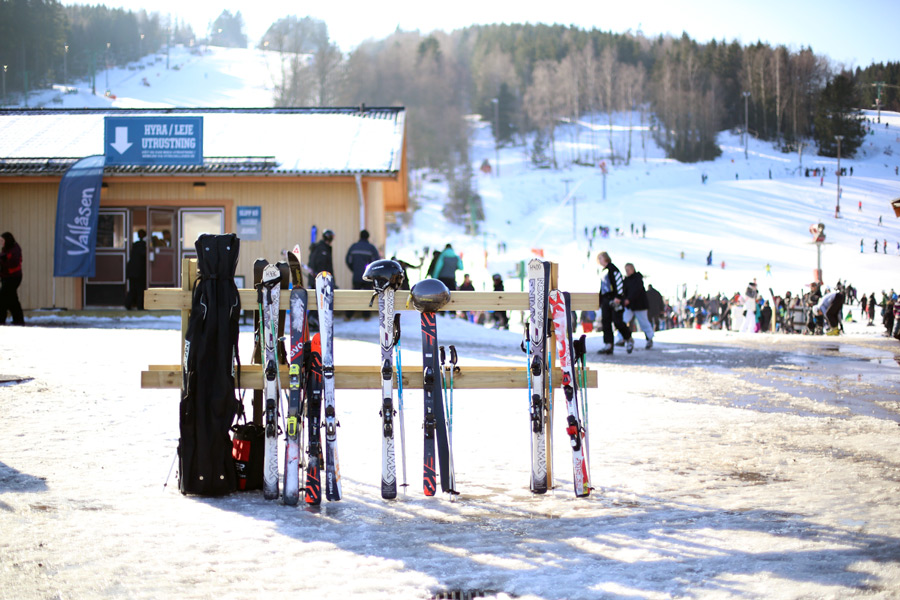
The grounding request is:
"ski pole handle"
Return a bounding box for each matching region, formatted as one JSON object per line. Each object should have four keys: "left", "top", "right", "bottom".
{"left": 439, "top": 346, "right": 446, "bottom": 366}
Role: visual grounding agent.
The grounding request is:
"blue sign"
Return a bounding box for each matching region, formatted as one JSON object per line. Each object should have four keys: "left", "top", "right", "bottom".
{"left": 54, "top": 155, "right": 106, "bottom": 277}
{"left": 104, "top": 116, "right": 203, "bottom": 166}
{"left": 236, "top": 206, "right": 261, "bottom": 241}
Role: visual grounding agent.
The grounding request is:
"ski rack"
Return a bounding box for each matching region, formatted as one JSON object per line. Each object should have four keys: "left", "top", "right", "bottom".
{"left": 140, "top": 259, "right": 599, "bottom": 488}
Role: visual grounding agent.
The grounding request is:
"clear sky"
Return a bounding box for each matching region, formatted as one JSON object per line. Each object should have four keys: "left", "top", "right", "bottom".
{"left": 63, "top": 0, "right": 899, "bottom": 67}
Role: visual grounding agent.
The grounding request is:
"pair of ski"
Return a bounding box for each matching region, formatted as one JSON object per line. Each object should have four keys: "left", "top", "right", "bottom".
{"left": 367, "top": 264, "right": 456, "bottom": 499}
{"left": 526, "top": 258, "right": 592, "bottom": 498}
{"left": 256, "top": 248, "right": 341, "bottom": 505}
{"left": 420, "top": 310, "right": 456, "bottom": 498}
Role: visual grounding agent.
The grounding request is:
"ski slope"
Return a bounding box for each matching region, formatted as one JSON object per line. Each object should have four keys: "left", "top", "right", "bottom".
{"left": 16, "top": 44, "right": 282, "bottom": 109}
{"left": 397, "top": 112, "right": 900, "bottom": 303}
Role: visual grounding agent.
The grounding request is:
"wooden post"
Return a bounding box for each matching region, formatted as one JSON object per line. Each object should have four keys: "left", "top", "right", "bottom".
{"left": 546, "top": 262, "right": 559, "bottom": 490}
{"left": 180, "top": 258, "right": 195, "bottom": 368}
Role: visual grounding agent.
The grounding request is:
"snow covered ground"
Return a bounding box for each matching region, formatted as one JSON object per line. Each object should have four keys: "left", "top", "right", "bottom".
{"left": 2, "top": 318, "right": 900, "bottom": 599}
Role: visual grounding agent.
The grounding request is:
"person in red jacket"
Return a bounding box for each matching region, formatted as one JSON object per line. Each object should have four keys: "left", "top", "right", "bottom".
{"left": 0, "top": 232, "right": 25, "bottom": 325}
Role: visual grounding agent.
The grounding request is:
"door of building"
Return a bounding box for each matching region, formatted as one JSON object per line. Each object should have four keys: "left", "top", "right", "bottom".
{"left": 148, "top": 207, "right": 177, "bottom": 287}
{"left": 84, "top": 209, "right": 128, "bottom": 306}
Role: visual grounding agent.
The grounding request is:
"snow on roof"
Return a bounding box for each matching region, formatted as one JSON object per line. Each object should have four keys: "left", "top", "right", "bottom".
{"left": 0, "top": 107, "right": 405, "bottom": 176}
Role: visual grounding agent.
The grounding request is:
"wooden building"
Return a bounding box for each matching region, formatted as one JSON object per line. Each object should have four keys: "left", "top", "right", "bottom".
{"left": 0, "top": 107, "right": 408, "bottom": 309}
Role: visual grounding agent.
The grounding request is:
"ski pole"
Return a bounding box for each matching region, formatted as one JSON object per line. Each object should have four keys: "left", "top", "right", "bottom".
{"left": 162, "top": 449, "right": 177, "bottom": 492}
{"left": 394, "top": 314, "right": 407, "bottom": 491}
{"left": 574, "top": 335, "right": 591, "bottom": 473}
{"left": 448, "top": 345, "right": 458, "bottom": 438}
{"left": 439, "top": 346, "right": 447, "bottom": 392}
{"left": 439, "top": 345, "right": 452, "bottom": 435}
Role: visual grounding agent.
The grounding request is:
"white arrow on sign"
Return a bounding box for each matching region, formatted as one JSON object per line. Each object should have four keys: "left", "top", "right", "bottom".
{"left": 109, "top": 126, "right": 133, "bottom": 154}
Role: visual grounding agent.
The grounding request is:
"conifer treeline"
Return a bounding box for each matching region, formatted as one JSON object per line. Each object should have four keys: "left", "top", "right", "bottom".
{"left": 275, "top": 21, "right": 893, "bottom": 166}
{"left": 0, "top": 0, "right": 193, "bottom": 96}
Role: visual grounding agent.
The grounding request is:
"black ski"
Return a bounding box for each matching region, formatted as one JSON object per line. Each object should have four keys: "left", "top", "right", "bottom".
{"left": 410, "top": 279, "right": 456, "bottom": 496}
{"left": 251, "top": 258, "right": 267, "bottom": 425}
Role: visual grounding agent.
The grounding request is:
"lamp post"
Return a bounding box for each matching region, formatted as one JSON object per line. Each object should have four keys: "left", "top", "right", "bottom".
{"left": 834, "top": 135, "right": 844, "bottom": 218}
{"left": 2, "top": 65, "right": 6, "bottom": 106}
{"left": 63, "top": 45, "right": 68, "bottom": 86}
{"left": 491, "top": 97, "right": 500, "bottom": 176}
{"left": 139, "top": 33, "right": 144, "bottom": 58}
{"left": 742, "top": 91, "right": 751, "bottom": 160}
{"left": 105, "top": 42, "right": 110, "bottom": 93}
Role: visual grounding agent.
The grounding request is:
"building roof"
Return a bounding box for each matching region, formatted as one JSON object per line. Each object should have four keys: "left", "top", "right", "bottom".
{"left": 0, "top": 107, "right": 405, "bottom": 177}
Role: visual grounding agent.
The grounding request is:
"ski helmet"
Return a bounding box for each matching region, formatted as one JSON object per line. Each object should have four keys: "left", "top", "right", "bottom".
{"left": 409, "top": 278, "right": 451, "bottom": 313}
{"left": 322, "top": 229, "right": 335, "bottom": 242}
{"left": 362, "top": 259, "right": 404, "bottom": 292}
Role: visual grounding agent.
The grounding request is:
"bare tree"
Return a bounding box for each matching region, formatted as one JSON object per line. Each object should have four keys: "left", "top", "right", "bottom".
{"left": 619, "top": 63, "right": 645, "bottom": 166}
{"left": 577, "top": 44, "right": 599, "bottom": 162}
{"left": 524, "top": 60, "right": 564, "bottom": 167}
{"left": 773, "top": 46, "right": 786, "bottom": 142}
{"left": 598, "top": 45, "right": 618, "bottom": 163}
{"left": 557, "top": 53, "right": 580, "bottom": 164}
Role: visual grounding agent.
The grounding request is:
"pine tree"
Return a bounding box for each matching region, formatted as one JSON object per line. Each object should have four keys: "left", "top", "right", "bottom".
{"left": 814, "top": 72, "right": 865, "bottom": 157}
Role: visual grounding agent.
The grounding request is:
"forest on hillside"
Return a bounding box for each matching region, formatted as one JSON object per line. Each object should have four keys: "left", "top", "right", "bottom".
{"left": 266, "top": 18, "right": 896, "bottom": 171}
{"left": 0, "top": 0, "right": 201, "bottom": 95}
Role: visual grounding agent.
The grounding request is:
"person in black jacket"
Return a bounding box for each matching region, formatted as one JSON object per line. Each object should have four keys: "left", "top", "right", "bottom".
{"left": 490, "top": 273, "right": 509, "bottom": 329}
{"left": 125, "top": 229, "right": 147, "bottom": 310}
{"left": 346, "top": 230, "right": 380, "bottom": 285}
{"left": 308, "top": 229, "right": 335, "bottom": 287}
{"left": 345, "top": 230, "right": 380, "bottom": 320}
{"left": 597, "top": 251, "right": 633, "bottom": 354}
{"left": 616, "top": 263, "right": 654, "bottom": 348}
{"left": 646, "top": 284, "right": 664, "bottom": 331}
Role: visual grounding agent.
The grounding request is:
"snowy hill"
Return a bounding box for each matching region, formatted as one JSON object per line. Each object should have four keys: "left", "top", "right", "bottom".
{"left": 397, "top": 112, "right": 900, "bottom": 302}
{"left": 13, "top": 44, "right": 282, "bottom": 109}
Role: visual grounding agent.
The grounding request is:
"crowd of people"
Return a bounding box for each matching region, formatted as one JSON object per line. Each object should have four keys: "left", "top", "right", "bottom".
{"left": 3, "top": 225, "right": 898, "bottom": 346}
{"left": 580, "top": 273, "right": 900, "bottom": 344}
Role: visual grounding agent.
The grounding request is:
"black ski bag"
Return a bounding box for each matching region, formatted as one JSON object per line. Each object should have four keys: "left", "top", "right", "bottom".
{"left": 178, "top": 233, "right": 242, "bottom": 496}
